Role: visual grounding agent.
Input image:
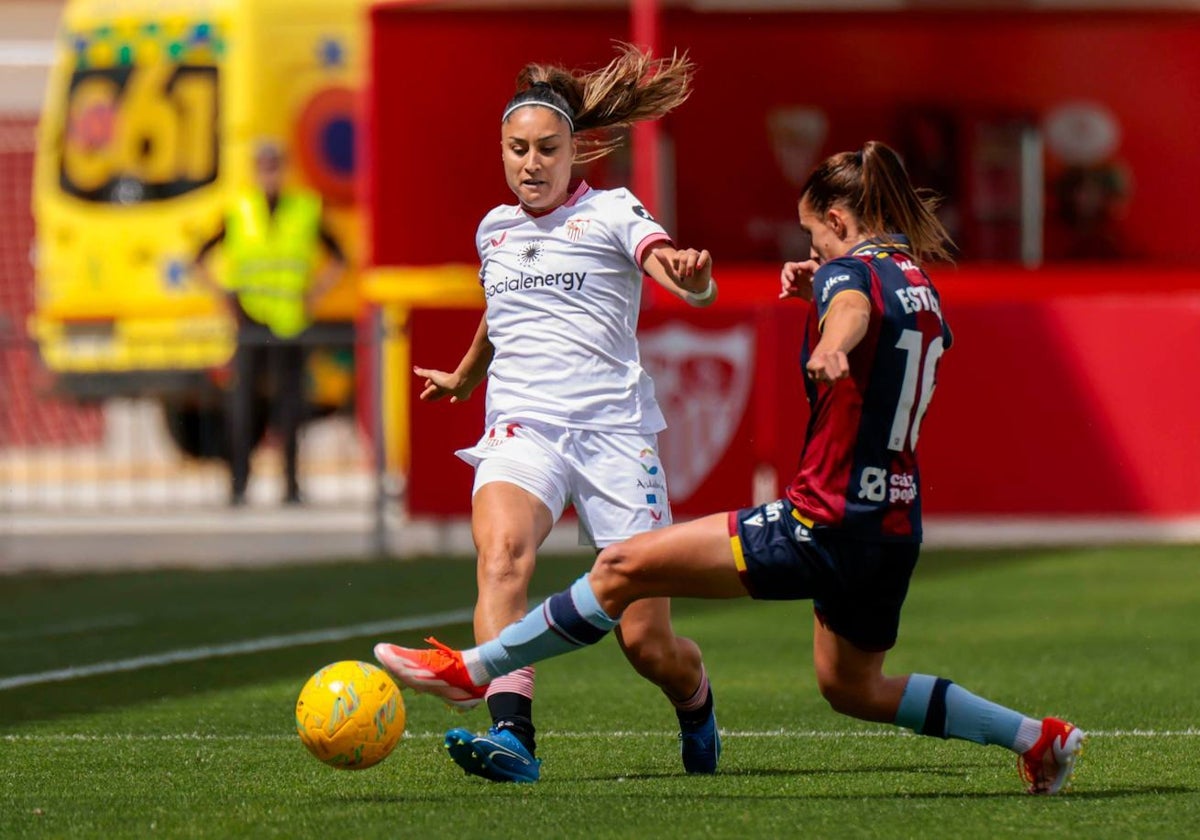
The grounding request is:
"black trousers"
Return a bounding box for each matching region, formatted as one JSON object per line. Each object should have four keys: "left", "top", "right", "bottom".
{"left": 228, "top": 312, "right": 307, "bottom": 499}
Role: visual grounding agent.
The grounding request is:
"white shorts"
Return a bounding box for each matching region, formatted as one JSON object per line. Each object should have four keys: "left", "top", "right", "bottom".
{"left": 455, "top": 420, "right": 672, "bottom": 548}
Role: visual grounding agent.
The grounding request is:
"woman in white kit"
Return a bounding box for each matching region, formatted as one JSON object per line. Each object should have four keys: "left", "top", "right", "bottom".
{"left": 376, "top": 45, "right": 721, "bottom": 782}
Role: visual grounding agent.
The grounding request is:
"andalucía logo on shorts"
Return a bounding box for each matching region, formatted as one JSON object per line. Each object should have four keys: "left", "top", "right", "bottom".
{"left": 637, "top": 448, "right": 664, "bottom": 521}
{"left": 638, "top": 448, "right": 659, "bottom": 475}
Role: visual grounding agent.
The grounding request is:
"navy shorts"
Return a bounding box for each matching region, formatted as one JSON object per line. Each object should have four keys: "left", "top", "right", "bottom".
{"left": 727, "top": 498, "right": 920, "bottom": 652}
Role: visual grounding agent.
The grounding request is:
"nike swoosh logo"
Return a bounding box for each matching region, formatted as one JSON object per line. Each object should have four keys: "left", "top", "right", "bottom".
{"left": 485, "top": 747, "right": 530, "bottom": 766}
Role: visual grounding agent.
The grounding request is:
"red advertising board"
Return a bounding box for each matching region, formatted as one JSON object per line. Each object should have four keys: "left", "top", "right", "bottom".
{"left": 367, "top": 5, "right": 1200, "bottom": 520}
{"left": 407, "top": 266, "right": 1200, "bottom": 518}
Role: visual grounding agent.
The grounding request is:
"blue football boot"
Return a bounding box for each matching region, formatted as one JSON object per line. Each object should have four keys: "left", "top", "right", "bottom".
{"left": 679, "top": 705, "right": 721, "bottom": 774}
{"left": 444, "top": 726, "right": 542, "bottom": 783}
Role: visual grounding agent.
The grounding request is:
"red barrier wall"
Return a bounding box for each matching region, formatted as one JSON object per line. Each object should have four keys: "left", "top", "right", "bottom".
{"left": 665, "top": 9, "right": 1200, "bottom": 263}
{"left": 407, "top": 267, "right": 1200, "bottom": 518}
{"left": 367, "top": 6, "right": 631, "bottom": 267}
{"left": 368, "top": 7, "right": 1200, "bottom": 265}
{"left": 368, "top": 6, "right": 1200, "bottom": 519}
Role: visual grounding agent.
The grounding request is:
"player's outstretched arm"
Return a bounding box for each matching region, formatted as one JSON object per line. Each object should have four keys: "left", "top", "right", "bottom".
{"left": 412, "top": 312, "right": 493, "bottom": 402}
{"left": 644, "top": 242, "right": 718, "bottom": 307}
{"left": 806, "top": 291, "right": 870, "bottom": 384}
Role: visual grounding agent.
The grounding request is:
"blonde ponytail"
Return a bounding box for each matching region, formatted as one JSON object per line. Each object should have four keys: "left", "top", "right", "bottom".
{"left": 504, "top": 43, "right": 695, "bottom": 164}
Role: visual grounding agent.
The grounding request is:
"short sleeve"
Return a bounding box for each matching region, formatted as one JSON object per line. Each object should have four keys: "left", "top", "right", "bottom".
{"left": 813, "top": 258, "right": 873, "bottom": 324}
{"left": 474, "top": 214, "right": 493, "bottom": 264}
{"left": 600, "top": 189, "right": 671, "bottom": 269}
{"left": 475, "top": 207, "right": 506, "bottom": 284}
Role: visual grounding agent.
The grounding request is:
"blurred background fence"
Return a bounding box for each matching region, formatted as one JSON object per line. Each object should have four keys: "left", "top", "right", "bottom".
{"left": 1, "top": 113, "right": 372, "bottom": 511}
{"left": 3, "top": 0, "right": 1200, "bottom": 571}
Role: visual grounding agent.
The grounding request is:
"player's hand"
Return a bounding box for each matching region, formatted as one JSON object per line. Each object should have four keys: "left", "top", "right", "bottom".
{"left": 653, "top": 246, "right": 712, "bottom": 294}
{"left": 780, "top": 259, "right": 819, "bottom": 301}
{"left": 412, "top": 366, "right": 473, "bottom": 403}
{"left": 805, "top": 350, "right": 851, "bottom": 384}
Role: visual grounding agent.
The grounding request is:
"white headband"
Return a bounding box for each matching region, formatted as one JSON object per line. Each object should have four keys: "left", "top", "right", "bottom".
{"left": 501, "top": 100, "right": 575, "bottom": 133}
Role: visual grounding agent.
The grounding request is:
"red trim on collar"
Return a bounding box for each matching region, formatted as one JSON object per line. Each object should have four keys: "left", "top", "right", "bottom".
{"left": 521, "top": 179, "right": 591, "bottom": 217}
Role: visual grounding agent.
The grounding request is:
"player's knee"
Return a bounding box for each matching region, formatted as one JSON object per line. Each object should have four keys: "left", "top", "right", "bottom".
{"left": 817, "top": 675, "right": 861, "bottom": 717}
{"left": 591, "top": 544, "right": 641, "bottom": 607}
{"left": 475, "top": 539, "right": 534, "bottom": 592}
{"left": 815, "top": 667, "right": 890, "bottom": 721}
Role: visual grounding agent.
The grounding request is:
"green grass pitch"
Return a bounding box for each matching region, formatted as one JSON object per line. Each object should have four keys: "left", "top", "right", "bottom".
{"left": 1, "top": 544, "right": 1197, "bottom": 838}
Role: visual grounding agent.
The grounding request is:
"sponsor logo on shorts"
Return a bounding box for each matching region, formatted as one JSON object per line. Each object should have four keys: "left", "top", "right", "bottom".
{"left": 743, "top": 500, "right": 784, "bottom": 529}
{"left": 638, "top": 448, "right": 659, "bottom": 475}
{"left": 637, "top": 448, "right": 665, "bottom": 522}
{"left": 484, "top": 423, "right": 521, "bottom": 447}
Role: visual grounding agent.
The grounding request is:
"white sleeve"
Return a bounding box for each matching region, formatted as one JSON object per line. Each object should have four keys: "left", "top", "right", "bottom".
{"left": 601, "top": 189, "right": 672, "bottom": 269}
{"left": 475, "top": 208, "right": 503, "bottom": 283}
{"left": 475, "top": 213, "right": 494, "bottom": 264}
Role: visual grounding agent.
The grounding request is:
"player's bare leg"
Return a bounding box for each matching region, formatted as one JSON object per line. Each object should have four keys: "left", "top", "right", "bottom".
{"left": 589, "top": 513, "right": 747, "bottom": 612}
{"left": 812, "top": 618, "right": 1084, "bottom": 794}
{"left": 615, "top": 597, "right": 718, "bottom": 772}
{"left": 378, "top": 513, "right": 742, "bottom": 697}
{"left": 614, "top": 599, "right": 702, "bottom": 701}
{"left": 470, "top": 481, "right": 554, "bottom": 642}
{"left": 443, "top": 481, "right": 553, "bottom": 782}
{"left": 589, "top": 515, "right": 740, "bottom": 773}
{"left": 811, "top": 619, "right": 906, "bottom": 722}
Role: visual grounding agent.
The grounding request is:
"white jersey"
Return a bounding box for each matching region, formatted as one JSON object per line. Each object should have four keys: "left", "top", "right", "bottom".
{"left": 475, "top": 181, "right": 671, "bottom": 433}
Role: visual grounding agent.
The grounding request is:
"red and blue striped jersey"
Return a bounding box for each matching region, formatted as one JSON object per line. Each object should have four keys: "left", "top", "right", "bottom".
{"left": 785, "top": 238, "right": 952, "bottom": 542}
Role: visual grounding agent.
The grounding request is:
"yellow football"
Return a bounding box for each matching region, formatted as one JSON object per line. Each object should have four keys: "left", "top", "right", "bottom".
{"left": 295, "top": 660, "right": 406, "bottom": 769}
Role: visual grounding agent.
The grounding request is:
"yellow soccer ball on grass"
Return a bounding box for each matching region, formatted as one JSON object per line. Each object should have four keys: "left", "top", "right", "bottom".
{"left": 295, "top": 660, "right": 406, "bottom": 769}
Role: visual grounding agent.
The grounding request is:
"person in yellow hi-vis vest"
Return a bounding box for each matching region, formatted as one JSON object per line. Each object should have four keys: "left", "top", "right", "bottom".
{"left": 193, "top": 141, "right": 346, "bottom": 506}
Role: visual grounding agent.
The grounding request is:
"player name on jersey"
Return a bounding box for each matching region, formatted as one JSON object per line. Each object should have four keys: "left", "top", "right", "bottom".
{"left": 893, "top": 285, "right": 943, "bottom": 319}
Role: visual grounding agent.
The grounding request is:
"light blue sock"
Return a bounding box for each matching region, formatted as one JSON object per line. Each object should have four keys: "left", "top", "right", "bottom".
{"left": 471, "top": 575, "right": 620, "bottom": 680}
{"left": 895, "top": 674, "right": 1031, "bottom": 750}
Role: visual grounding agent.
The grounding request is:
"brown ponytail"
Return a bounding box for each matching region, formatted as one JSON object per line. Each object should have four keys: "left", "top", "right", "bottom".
{"left": 505, "top": 43, "right": 694, "bottom": 164}
{"left": 801, "top": 141, "right": 955, "bottom": 264}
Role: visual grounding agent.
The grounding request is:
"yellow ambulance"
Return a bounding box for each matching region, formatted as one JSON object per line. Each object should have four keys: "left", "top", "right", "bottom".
{"left": 31, "top": 0, "right": 369, "bottom": 457}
